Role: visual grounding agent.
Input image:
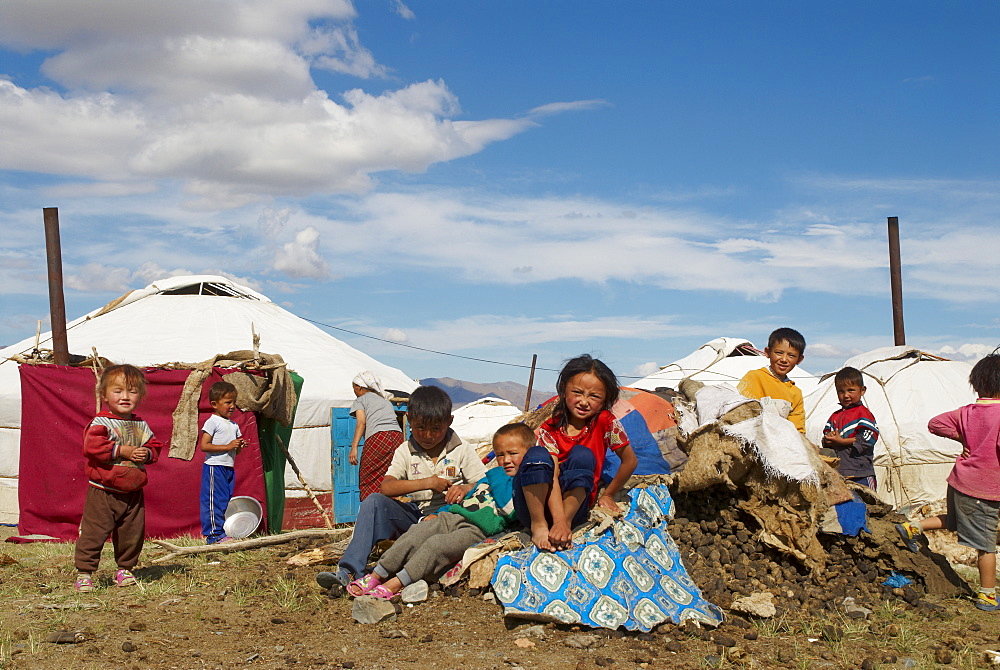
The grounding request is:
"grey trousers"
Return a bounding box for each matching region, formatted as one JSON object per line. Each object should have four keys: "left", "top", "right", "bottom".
{"left": 377, "top": 511, "right": 486, "bottom": 583}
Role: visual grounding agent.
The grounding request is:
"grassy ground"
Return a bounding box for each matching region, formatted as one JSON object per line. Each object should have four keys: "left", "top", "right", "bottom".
{"left": 1, "top": 529, "right": 999, "bottom": 670}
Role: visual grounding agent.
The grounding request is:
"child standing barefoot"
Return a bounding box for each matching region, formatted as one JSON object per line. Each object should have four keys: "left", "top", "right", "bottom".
{"left": 74, "top": 364, "right": 161, "bottom": 592}
{"left": 516, "top": 354, "right": 637, "bottom": 552}
{"left": 896, "top": 353, "right": 1000, "bottom": 611}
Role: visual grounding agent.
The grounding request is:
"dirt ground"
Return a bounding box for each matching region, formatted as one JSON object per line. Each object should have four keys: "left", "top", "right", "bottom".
{"left": 2, "top": 528, "right": 1000, "bottom": 670}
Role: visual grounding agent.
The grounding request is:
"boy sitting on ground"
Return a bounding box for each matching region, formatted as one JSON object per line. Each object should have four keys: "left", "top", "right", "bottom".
{"left": 348, "top": 423, "right": 532, "bottom": 599}
{"left": 317, "top": 385, "right": 487, "bottom": 593}
{"left": 737, "top": 327, "right": 808, "bottom": 433}
{"left": 822, "top": 366, "right": 879, "bottom": 490}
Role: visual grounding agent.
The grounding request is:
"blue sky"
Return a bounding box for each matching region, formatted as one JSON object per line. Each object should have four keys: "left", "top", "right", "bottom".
{"left": 1, "top": 1, "right": 997, "bottom": 391}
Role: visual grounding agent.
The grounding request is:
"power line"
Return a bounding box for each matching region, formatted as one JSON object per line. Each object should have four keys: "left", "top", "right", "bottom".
{"left": 300, "top": 315, "right": 650, "bottom": 379}
{"left": 300, "top": 316, "right": 564, "bottom": 372}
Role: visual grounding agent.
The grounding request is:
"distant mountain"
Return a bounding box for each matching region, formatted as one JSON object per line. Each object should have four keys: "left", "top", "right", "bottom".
{"left": 420, "top": 377, "right": 553, "bottom": 410}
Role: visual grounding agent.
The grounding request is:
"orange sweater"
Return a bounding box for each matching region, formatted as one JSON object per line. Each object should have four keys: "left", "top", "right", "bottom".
{"left": 736, "top": 367, "right": 805, "bottom": 433}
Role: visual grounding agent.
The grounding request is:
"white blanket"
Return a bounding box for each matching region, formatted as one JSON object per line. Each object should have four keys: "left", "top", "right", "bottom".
{"left": 695, "top": 384, "right": 818, "bottom": 484}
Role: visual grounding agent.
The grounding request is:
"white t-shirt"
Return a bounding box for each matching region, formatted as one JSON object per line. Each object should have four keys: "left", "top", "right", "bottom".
{"left": 383, "top": 430, "right": 487, "bottom": 513}
{"left": 202, "top": 413, "right": 242, "bottom": 467}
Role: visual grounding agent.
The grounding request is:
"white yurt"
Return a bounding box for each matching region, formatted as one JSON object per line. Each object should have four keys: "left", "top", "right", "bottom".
{"left": 0, "top": 275, "right": 418, "bottom": 524}
{"left": 804, "top": 346, "right": 975, "bottom": 511}
{"left": 629, "top": 337, "right": 819, "bottom": 396}
{"left": 451, "top": 396, "right": 522, "bottom": 459}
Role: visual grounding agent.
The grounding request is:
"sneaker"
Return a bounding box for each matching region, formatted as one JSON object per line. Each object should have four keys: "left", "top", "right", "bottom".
{"left": 115, "top": 569, "right": 137, "bottom": 588}
{"left": 895, "top": 521, "right": 921, "bottom": 552}
{"left": 74, "top": 574, "right": 94, "bottom": 593}
{"left": 976, "top": 592, "right": 1000, "bottom": 611}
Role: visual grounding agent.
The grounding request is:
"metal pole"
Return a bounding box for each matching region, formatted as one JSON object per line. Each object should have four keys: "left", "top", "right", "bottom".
{"left": 887, "top": 216, "right": 905, "bottom": 346}
{"left": 524, "top": 354, "right": 538, "bottom": 412}
{"left": 43, "top": 207, "right": 70, "bottom": 365}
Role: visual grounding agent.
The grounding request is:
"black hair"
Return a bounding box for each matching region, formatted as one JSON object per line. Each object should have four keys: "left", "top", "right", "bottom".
{"left": 767, "top": 327, "right": 806, "bottom": 356}
{"left": 969, "top": 354, "right": 1000, "bottom": 398}
{"left": 209, "top": 381, "right": 238, "bottom": 403}
{"left": 494, "top": 422, "right": 536, "bottom": 449}
{"left": 97, "top": 364, "right": 147, "bottom": 400}
{"left": 407, "top": 385, "right": 453, "bottom": 424}
{"left": 834, "top": 367, "right": 864, "bottom": 388}
{"left": 551, "top": 354, "right": 620, "bottom": 428}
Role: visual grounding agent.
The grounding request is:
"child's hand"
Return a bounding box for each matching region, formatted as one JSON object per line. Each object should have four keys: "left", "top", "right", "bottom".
{"left": 426, "top": 476, "right": 451, "bottom": 493}
{"left": 444, "top": 483, "right": 470, "bottom": 504}
{"left": 130, "top": 446, "right": 149, "bottom": 463}
{"left": 596, "top": 494, "right": 621, "bottom": 516}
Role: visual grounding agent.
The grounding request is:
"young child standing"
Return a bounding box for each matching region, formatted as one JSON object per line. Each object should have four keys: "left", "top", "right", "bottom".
{"left": 316, "top": 385, "right": 487, "bottom": 592}
{"left": 737, "top": 327, "right": 808, "bottom": 433}
{"left": 199, "top": 381, "right": 247, "bottom": 545}
{"left": 896, "top": 354, "right": 1000, "bottom": 611}
{"left": 517, "top": 354, "right": 637, "bottom": 552}
{"left": 822, "top": 366, "right": 879, "bottom": 489}
{"left": 74, "top": 364, "right": 161, "bottom": 592}
{"left": 348, "top": 423, "right": 532, "bottom": 599}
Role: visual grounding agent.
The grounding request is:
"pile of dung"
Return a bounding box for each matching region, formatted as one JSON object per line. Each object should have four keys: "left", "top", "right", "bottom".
{"left": 666, "top": 483, "right": 967, "bottom": 617}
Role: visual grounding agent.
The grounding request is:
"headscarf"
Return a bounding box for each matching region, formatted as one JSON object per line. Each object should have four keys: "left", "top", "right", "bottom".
{"left": 353, "top": 371, "right": 390, "bottom": 399}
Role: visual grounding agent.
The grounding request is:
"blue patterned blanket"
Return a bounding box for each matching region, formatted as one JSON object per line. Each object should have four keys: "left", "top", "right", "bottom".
{"left": 492, "top": 484, "right": 723, "bottom": 631}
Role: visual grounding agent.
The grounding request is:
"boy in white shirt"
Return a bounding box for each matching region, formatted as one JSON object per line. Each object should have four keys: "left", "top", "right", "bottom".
{"left": 317, "top": 385, "right": 486, "bottom": 594}
{"left": 200, "top": 381, "right": 246, "bottom": 544}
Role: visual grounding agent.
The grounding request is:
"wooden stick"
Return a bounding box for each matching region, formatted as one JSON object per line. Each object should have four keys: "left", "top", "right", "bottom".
{"left": 276, "top": 434, "right": 334, "bottom": 529}
{"left": 149, "top": 528, "right": 350, "bottom": 563}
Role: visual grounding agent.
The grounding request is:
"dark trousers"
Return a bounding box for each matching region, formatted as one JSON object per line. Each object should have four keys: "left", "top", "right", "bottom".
{"left": 338, "top": 493, "right": 422, "bottom": 576}
{"left": 513, "top": 445, "right": 596, "bottom": 529}
{"left": 74, "top": 486, "right": 145, "bottom": 573}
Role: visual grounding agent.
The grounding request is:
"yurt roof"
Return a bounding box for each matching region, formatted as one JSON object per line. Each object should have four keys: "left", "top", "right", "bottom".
{"left": 0, "top": 276, "right": 418, "bottom": 486}
{"left": 804, "top": 345, "right": 975, "bottom": 509}
{"left": 629, "top": 337, "right": 819, "bottom": 395}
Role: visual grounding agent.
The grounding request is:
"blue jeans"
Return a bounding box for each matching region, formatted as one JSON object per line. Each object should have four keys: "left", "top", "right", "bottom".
{"left": 513, "top": 445, "right": 596, "bottom": 529}
{"left": 338, "top": 493, "right": 422, "bottom": 576}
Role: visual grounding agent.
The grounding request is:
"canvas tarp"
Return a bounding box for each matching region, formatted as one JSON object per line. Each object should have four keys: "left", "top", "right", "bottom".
{"left": 804, "top": 346, "right": 976, "bottom": 511}
{"left": 18, "top": 365, "right": 267, "bottom": 540}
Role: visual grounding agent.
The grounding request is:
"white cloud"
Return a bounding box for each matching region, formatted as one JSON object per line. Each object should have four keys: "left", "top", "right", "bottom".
{"left": 0, "top": 3, "right": 551, "bottom": 206}
{"left": 391, "top": 0, "right": 415, "bottom": 20}
{"left": 631, "top": 361, "right": 660, "bottom": 378}
{"left": 65, "top": 263, "right": 137, "bottom": 293}
{"left": 932, "top": 343, "right": 995, "bottom": 362}
{"left": 383, "top": 328, "right": 409, "bottom": 342}
{"left": 273, "top": 226, "right": 329, "bottom": 279}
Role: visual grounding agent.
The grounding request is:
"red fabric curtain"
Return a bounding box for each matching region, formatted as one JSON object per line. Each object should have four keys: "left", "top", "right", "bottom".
{"left": 18, "top": 365, "right": 267, "bottom": 541}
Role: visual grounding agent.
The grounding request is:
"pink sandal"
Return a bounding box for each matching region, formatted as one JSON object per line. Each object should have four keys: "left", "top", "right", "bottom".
{"left": 347, "top": 573, "right": 382, "bottom": 597}
{"left": 366, "top": 584, "right": 397, "bottom": 601}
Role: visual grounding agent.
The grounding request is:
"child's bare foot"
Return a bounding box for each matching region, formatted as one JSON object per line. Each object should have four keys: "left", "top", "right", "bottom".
{"left": 531, "top": 525, "right": 555, "bottom": 552}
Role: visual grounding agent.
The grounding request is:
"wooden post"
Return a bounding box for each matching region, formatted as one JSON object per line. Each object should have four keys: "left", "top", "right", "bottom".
{"left": 43, "top": 207, "right": 70, "bottom": 365}
{"left": 887, "top": 217, "right": 905, "bottom": 346}
{"left": 524, "top": 354, "right": 537, "bottom": 412}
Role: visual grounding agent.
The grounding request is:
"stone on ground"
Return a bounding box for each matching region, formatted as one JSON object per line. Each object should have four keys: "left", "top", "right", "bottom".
{"left": 352, "top": 596, "right": 401, "bottom": 624}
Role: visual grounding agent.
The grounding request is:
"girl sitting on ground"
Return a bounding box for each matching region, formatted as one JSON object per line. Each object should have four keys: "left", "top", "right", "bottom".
{"left": 516, "top": 354, "right": 637, "bottom": 552}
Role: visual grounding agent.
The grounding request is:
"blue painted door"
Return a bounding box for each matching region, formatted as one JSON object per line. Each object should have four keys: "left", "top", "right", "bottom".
{"left": 331, "top": 401, "right": 410, "bottom": 524}
{"left": 332, "top": 407, "right": 361, "bottom": 523}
